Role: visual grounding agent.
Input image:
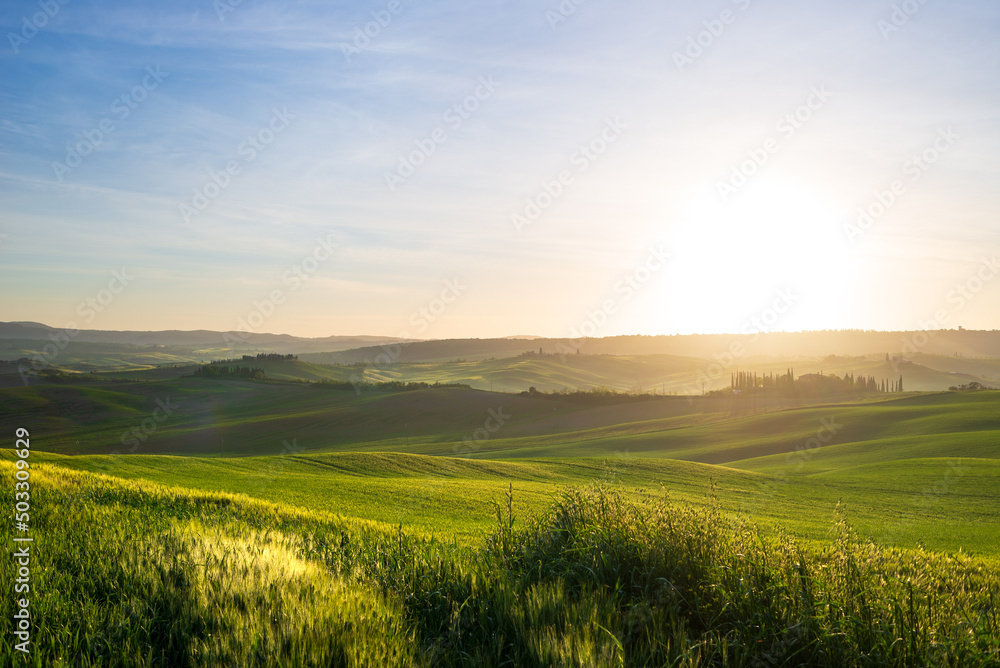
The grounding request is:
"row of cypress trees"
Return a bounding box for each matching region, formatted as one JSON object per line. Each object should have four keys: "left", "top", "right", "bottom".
{"left": 730, "top": 369, "right": 904, "bottom": 395}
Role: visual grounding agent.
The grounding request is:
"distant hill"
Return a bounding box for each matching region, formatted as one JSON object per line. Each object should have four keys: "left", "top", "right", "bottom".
{"left": 5, "top": 322, "right": 1000, "bottom": 369}
{"left": 305, "top": 330, "right": 1000, "bottom": 364}
{"left": 0, "top": 321, "right": 411, "bottom": 353}
{"left": 4, "top": 373, "right": 998, "bottom": 465}
{"left": 31, "top": 353, "right": 984, "bottom": 394}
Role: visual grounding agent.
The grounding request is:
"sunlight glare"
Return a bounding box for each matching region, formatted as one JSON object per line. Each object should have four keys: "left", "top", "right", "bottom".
{"left": 664, "top": 176, "right": 856, "bottom": 334}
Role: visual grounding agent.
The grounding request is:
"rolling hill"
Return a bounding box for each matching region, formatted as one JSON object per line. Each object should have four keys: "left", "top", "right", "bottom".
{"left": 4, "top": 355, "right": 999, "bottom": 664}
{"left": 24, "top": 351, "right": 988, "bottom": 394}
{"left": 6, "top": 367, "right": 998, "bottom": 466}
{"left": 0, "top": 320, "right": 409, "bottom": 350}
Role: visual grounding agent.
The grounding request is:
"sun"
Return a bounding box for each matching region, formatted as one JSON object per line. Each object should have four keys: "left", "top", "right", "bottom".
{"left": 663, "top": 175, "right": 857, "bottom": 334}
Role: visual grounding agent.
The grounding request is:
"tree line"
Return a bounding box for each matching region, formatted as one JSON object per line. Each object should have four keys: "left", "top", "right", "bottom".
{"left": 208, "top": 353, "right": 297, "bottom": 364}
{"left": 730, "top": 369, "right": 797, "bottom": 394}
{"left": 726, "top": 369, "right": 903, "bottom": 396}
{"left": 519, "top": 386, "right": 671, "bottom": 405}
{"left": 194, "top": 364, "right": 267, "bottom": 380}
{"left": 311, "top": 380, "right": 470, "bottom": 392}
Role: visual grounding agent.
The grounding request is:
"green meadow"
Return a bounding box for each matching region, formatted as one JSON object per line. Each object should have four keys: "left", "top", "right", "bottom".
{"left": 2, "top": 362, "right": 999, "bottom": 665}
{"left": 6, "top": 340, "right": 999, "bottom": 393}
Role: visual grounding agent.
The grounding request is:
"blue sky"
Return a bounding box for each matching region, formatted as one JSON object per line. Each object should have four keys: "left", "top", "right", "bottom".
{"left": 2, "top": 0, "right": 999, "bottom": 338}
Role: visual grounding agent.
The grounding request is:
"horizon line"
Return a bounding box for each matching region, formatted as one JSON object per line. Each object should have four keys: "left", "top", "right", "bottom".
{"left": 2, "top": 320, "right": 998, "bottom": 342}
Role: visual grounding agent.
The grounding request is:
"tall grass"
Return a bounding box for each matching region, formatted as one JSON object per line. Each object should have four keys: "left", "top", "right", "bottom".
{"left": 475, "top": 485, "right": 1000, "bottom": 666}
{"left": 1, "top": 464, "right": 422, "bottom": 667}
{"left": 2, "top": 461, "right": 998, "bottom": 666}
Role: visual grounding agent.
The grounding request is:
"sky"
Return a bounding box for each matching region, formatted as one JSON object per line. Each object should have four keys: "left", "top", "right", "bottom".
{"left": 1, "top": 0, "right": 998, "bottom": 340}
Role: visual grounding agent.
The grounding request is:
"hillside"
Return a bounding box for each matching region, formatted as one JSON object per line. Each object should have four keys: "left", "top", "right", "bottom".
{"left": 6, "top": 368, "right": 998, "bottom": 467}
{"left": 69, "top": 353, "right": 998, "bottom": 394}
{"left": 4, "top": 357, "right": 1000, "bottom": 665}
{"left": 20, "top": 400, "right": 1000, "bottom": 555}
{"left": 0, "top": 379, "right": 745, "bottom": 455}
{"left": 8, "top": 321, "right": 1000, "bottom": 362}
{"left": 307, "top": 330, "right": 1000, "bottom": 363}
{"left": 0, "top": 321, "right": 409, "bottom": 354}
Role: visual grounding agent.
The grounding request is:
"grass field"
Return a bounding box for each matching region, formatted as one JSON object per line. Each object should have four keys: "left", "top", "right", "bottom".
{"left": 6, "top": 344, "right": 998, "bottom": 393}
{"left": 2, "top": 369, "right": 999, "bottom": 665}
{"left": 0, "top": 376, "right": 838, "bottom": 455}
{"left": 5, "top": 374, "right": 998, "bottom": 458}
{"left": 2, "top": 459, "right": 998, "bottom": 666}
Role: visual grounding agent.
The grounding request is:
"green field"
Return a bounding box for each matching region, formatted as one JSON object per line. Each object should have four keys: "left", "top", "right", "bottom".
{"left": 3, "top": 379, "right": 999, "bottom": 554}
{"left": 2, "top": 365, "right": 999, "bottom": 665}
{"left": 6, "top": 342, "right": 999, "bottom": 394}
{"left": 2, "top": 454, "right": 998, "bottom": 666}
